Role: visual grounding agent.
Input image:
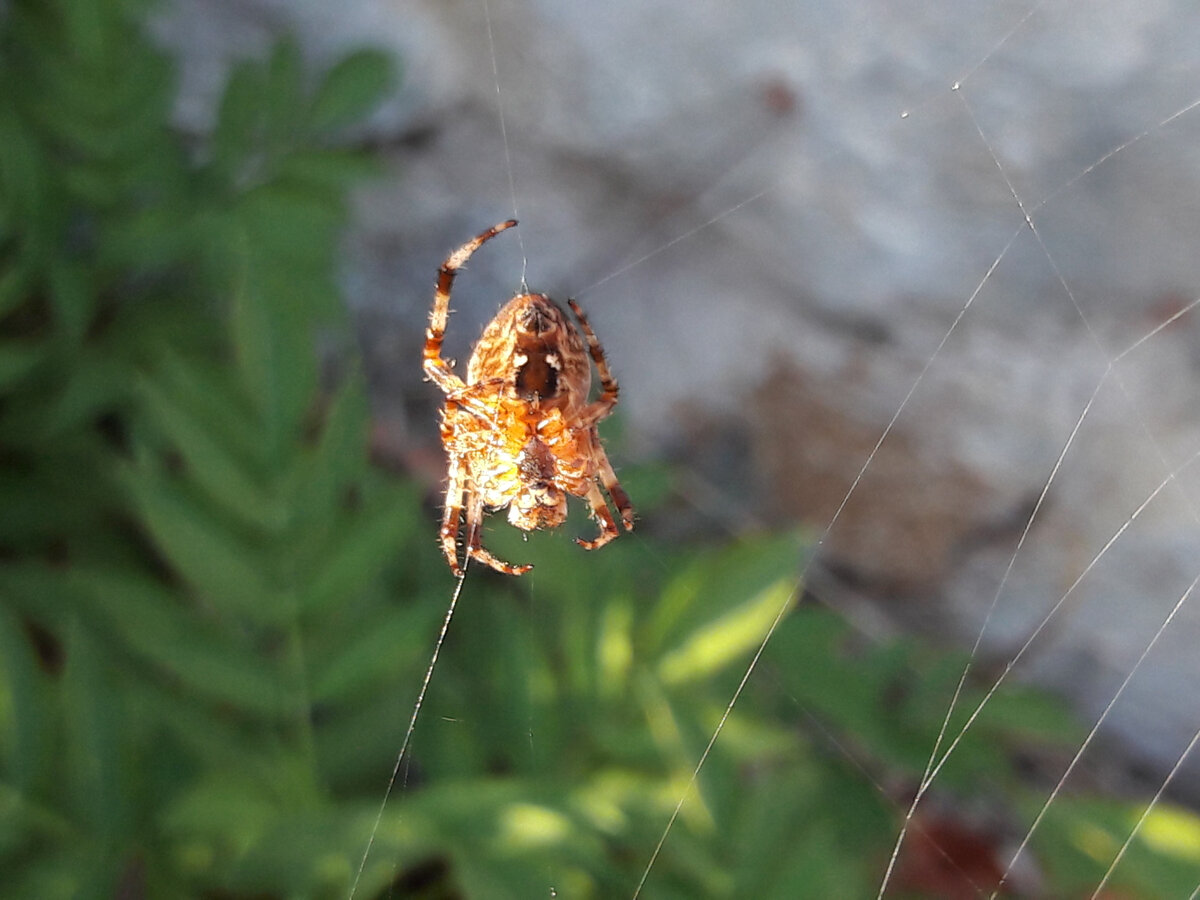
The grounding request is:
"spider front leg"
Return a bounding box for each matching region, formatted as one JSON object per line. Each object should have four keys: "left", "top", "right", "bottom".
{"left": 567, "top": 298, "right": 620, "bottom": 425}
{"left": 439, "top": 452, "right": 469, "bottom": 576}
{"left": 424, "top": 219, "right": 518, "bottom": 394}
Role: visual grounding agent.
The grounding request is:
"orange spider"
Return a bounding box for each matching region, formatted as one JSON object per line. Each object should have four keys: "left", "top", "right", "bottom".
{"left": 423, "top": 220, "right": 634, "bottom": 575}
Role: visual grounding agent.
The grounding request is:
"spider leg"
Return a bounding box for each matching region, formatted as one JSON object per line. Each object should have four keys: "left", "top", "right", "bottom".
{"left": 424, "top": 220, "right": 518, "bottom": 393}
{"left": 465, "top": 494, "right": 534, "bottom": 576}
{"left": 439, "top": 454, "right": 468, "bottom": 576}
{"left": 567, "top": 298, "right": 619, "bottom": 426}
{"left": 447, "top": 379, "right": 508, "bottom": 422}
{"left": 575, "top": 481, "right": 621, "bottom": 551}
{"left": 592, "top": 430, "right": 635, "bottom": 532}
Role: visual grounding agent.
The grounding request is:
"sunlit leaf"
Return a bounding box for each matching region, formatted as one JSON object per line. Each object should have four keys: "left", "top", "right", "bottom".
{"left": 657, "top": 577, "right": 794, "bottom": 686}
{"left": 1140, "top": 804, "right": 1200, "bottom": 861}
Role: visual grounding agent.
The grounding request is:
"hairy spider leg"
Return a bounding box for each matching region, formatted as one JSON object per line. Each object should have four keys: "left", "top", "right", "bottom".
{"left": 575, "top": 478, "right": 623, "bottom": 550}
{"left": 439, "top": 386, "right": 532, "bottom": 575}
{"left": 592, "top": 430, "right": 635, "bottom": 531}
{"left": 426, "top": 223, "right": 633, "bottom": 575}
{"left": 439, "top": 449, "right": 468, "bottom": 576}
{"left": 472, "top": 375, "right": 538, "bottom": 573}
{"left": 566, "top": 298, "right": 636, "bottom": 536}
{"left": 424, "top": 219, "right": 518, "bottom": 394}
{"left": 567, "top": 298, "right": 620, "bottom": 424}
{"left": 465, "top": 489, "right": 532, "bottom": 576}
{"left": 447, "top": 378, "right": 508, "bottom": 421}
{"left": 426, "top": 220, "right": 528, "bottom": 575}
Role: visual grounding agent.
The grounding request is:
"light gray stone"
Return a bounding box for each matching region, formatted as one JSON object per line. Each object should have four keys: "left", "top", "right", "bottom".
{"left": 152, "top": 0, "right": 1200, "bottom": 799}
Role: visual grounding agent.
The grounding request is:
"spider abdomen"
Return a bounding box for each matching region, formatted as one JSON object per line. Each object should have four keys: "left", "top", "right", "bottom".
{"left": 467, "top": 293, "right": 592, "bottom": 413}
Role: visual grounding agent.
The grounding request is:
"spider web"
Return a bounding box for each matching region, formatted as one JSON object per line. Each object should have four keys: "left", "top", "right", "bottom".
{"left": 366, "top": 0, "right": 1200, "bottom": 896}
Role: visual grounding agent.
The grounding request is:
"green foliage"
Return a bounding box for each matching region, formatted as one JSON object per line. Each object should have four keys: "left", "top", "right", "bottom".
{"left": 1, "top": 1, "right": 1198, "bottom": 898}
{"left": 0, "top": 0, "right": 404, "bottom": 895}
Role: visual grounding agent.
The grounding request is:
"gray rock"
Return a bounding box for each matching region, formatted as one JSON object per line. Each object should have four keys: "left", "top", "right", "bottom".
{"left": 153, "top": 0, "right": 1200, "bottom": 800}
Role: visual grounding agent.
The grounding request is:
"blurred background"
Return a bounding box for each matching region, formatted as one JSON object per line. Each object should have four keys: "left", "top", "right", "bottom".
{"left": 5, "top": 0, "right": 1200, "bottom": 896}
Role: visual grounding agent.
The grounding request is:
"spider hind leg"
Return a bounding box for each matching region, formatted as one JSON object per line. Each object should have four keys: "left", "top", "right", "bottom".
{"left": 575, "top": 481, "right": 622, "bottom": 551}
{"left": 594, "top": 437, "right": 635, "bottom": 532}
{"left": 567, "top": 298, "right": 620, "bottom": 425}
{"left": 465, "top": 495, "right": 533, "bottom": 576}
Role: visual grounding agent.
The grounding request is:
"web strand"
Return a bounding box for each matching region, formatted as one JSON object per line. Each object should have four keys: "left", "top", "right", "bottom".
{"left": 578, "top": 188, "right": 772, "bottom": 298}
{"left": 879, "top": 285, "right": 1200, "bottom": 889}
{"left": 384, "top": 7, "right": 1200, "bottom": 894}
{"left": 622, "top": 52, "right": 1200, "bottom": 900}
{"left": 348, "top": 564, "right": 470, "bottom": 900}
{"left": 353, "top": 10, "right": 530, "bottom": 893}
{"left": 994, "top": 567, "right": 1200, "bottom": 897}
{"left": 959, "top": 85, "right": 1200, "bottom": 890}
{"left": 876, "top": 362, "right": 1107, "bottom": 897}
{"left": 480, "top": 0, "right": 529, "bottom": 291}
{"left": 871, "top": 84, "right": 1200, "bottom": 897}
{"left": 953, "top": 0, "right": 1046, "bottom": 95}
{"left": 1093, "top": 718, "right": 1200, "bottom": 899}
{"left": 1032, "top": 95, "right": 1200, "bottom": 215}
{"left": 636, "top": 198, "right": 1012, "bottom": 899}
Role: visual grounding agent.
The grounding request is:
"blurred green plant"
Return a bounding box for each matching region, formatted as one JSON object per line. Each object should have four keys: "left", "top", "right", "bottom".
{"left": 2, "top": 1, "right": 1199, "bottom": 899}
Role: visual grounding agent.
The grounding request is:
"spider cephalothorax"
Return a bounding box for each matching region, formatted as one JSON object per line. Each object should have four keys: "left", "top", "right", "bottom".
{"left": 423, "top": 220, "right": 634, "bottom": 575}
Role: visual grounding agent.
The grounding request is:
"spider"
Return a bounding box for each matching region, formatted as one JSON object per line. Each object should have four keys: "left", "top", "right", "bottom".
{"left": 423, "top": 219, "right": 635, "bottom": 576}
